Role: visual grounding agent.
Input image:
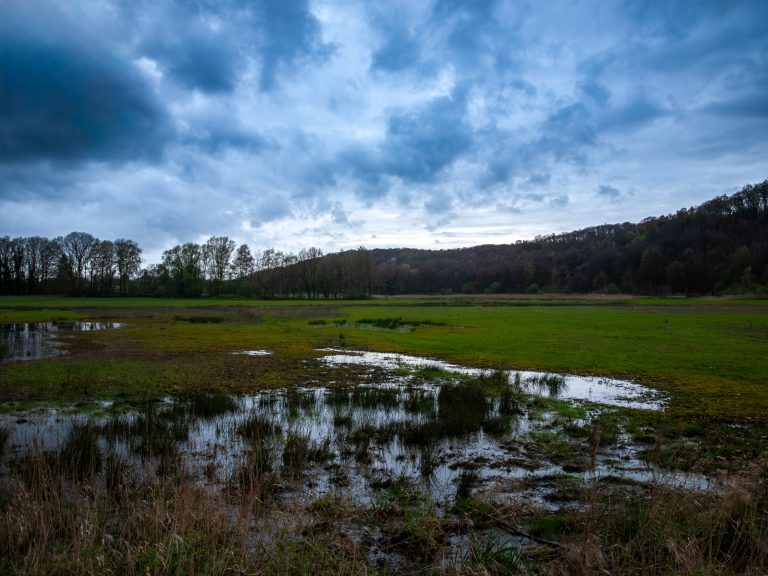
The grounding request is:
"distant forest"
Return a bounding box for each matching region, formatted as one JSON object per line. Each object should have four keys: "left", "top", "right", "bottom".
{"left": 1, "top": 180, "right": 766, "bottom": 298}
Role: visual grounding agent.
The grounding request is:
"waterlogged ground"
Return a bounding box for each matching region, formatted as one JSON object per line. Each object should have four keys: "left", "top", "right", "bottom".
{"left": 320, "top": 349, "right": 666, "bottom": 410}
{"left": 0, "top": 321, "right": 123, "bottom": 362}
{"left": 1, "top": 298, "right": 765, "bottom": 573}
{"left": 0, "top": 352, "right": 722, "bottom": 571}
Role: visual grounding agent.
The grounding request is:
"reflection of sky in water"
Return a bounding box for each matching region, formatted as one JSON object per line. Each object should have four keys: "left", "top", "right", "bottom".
{"left": 0, "top": 322, "right": 123, "bottom": 362}
{"left": 1, "top": 380, "right": 705, "bottom": 512}
{"left": 318, "top": 349, "right": 666, "bottom": 410}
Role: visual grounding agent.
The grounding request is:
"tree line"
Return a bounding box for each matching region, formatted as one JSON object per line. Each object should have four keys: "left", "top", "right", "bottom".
{"left": 0, "top": 232, "right": 372, "bottom": 299}
{"left": 0, "top": 233, "right": 142, "bottom": 296}
{"left": 143, "top": 242, "right": 371, "bottom": 299}
{"left": 366, "top": 180, "right": 768, "bottom": 296}
{"left": 2, "top": 180, "right": 766, "bottom": 298}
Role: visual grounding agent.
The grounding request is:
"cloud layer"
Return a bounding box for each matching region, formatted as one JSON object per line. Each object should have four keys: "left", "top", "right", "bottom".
{"left": 1, "top": 0, "right": 766, "bottom": 262}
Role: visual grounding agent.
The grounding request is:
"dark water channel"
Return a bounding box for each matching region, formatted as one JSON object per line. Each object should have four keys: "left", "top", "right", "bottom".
{"left": 0, "top": 321, "right": 123, "bottom": 362}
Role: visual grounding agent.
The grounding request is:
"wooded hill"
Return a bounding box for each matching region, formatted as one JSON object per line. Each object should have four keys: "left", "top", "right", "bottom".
{"left": 366, "top": 180, "right": 768, "bottom": 295}
{"left": 1, "top": 180, "right": 766, "bottom": 297}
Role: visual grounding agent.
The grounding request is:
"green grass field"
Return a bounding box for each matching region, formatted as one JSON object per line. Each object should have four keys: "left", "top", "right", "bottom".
{"left": 2, "top": 294, "right": 767, "bottom": 419}
{"left": 3, "top": 294, "right": 768, "bottom": 575}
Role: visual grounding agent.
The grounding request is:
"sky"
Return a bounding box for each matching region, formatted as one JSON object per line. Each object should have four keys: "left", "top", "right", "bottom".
{"left": 1, "top": 0, "right": 767, "bottom": 265}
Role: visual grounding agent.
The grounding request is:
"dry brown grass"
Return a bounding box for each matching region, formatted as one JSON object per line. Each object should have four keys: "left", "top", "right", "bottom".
{"left": 547, "top": 459, "right": 768, "bottom": 575}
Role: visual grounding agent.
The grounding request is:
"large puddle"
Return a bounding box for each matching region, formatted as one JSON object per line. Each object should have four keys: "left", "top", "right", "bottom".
{"left": 0, "top": 365, "right": 707, "bottom": 516}
{"left": 319, "top": 349, "right": 665, "bottom": 410}
{"left": 0, "top": 321, "right": 123, "bottom": 362}
{"left": 0, "top": 340, "right": 750, "bottom": 572}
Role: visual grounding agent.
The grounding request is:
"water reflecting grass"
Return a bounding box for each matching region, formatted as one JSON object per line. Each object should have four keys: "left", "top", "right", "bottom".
{"left": 0, "top": 321, "right": 123, "bottom": 362}
{"left": 1, "top": 356, "right": 765, "bottom": 575}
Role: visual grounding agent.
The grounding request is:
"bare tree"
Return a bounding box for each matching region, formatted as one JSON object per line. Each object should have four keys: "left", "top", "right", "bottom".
{"left": 115, "top": 239, "right": 142, "bottom": 296}
{"left": 298, "top": 247, "right": 323, "bottom": 298}
{"left": 231, "top": 244, "right": 254, "bottom": 278}
{"left": 162, "top": 243, "right": 204, "bottom": 296}
{"left": 61, "top": 232, "right": 98, "bottom": 295}
{"left": 205, "top": 236, "right": 236, "bottom": 296}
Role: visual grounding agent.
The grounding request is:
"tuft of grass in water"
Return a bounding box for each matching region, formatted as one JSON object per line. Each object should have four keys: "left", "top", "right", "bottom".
{"left": 236, "top": 412, "right": 281, "bottom": 449}
{"left": 105, "top": 451, "right": 130, "bottom": 496}
{"left": 282, "top": 430, "right": 335, "bottom": 480}
{"left": 526, "top": 373, "right": 567, "bottom": 396}
{"left": 307, "top": 436, "right": 335, "bottom": 464}
{"left": 228, "top": 440, "right": 279, "bottom": 505}
{"left": 462, "top": 537, "right": 524, "bottom": 575}
{"left": 349, "top": 386, "right": 400, "bottom": 410}
{"left": 285, "top": 387, "right": 317, "bottom": 416}
{"left": 373, "top": 476, "right": 446, "bottom": 561}
{"left": 59, "top": 420, "right": 102, "bottom": 479}
{"left": 184, "top": 392, "right": 239, "bottom": 419}
{"left": 498, "top": 384, "right": 523, "bottom": 417}
{"left": 455, "top": 469, "right": 480, "bottom": 503}
{"left": 482, "top": 415, "right": 514, "bottom": 437}
{"left": 258, "top": 393, "right": 280, "bottom": 409}
{"left": 403, "top": 389, "right": 436, "bottom": 415}
{"left": 331, "top": 408, "right": 354, "bottom": 430}
{"left": 325, "top": 386, "right": 351, "bottom": 408}
{"left": 399, "top": 379, "right": 517, "bottom": 446}
{"left": 419, "top": 444, "right": 439, "bottom": 478}
{"left": 102, "top": 403, "right": 188, "bottom": 474}
{"left": 437, "top": 381, "right": 490, "bottom": 436}
{"left": 0, "top": 426, "right": 8, "bottom": 458}
{"left": 282, "top": 430, "right": 310, "bottom": 479}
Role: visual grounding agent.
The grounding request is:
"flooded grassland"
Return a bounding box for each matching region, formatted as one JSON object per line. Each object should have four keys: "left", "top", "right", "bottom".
{"left": 0, "top": 297, "right": 767, "bottom": 575}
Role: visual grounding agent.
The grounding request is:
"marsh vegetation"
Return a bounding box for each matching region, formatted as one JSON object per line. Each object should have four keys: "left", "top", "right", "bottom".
{"left": 0, "top": 296, "right": 766, "bottom": 574}
{"left": 2, "top": 357, "right": 767, "bottom": 574}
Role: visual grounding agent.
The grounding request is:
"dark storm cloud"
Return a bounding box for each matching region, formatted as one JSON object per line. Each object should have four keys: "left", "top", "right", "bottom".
{"left": 383, "top": 89, "right": 473, "bottom": 181}
{"left": 0, "top": 164, "right": 85, "bottom": 202}
{"left": 180, "top": 114, "right": 271, "bottom": 155}
{"left": 369, "top": 0, "right": 520, "bottom": 78}
{"left": 341, "top": 87, "right": 473, "bottom": 196}
{"left": 123, "top": 0, "right": 332, "bottom": 93}
{"left": 138, "top": 9, "right": 241, "bottom": 94}
{"left": 257, "top": 0, "right": 334, "bottom": 91}
{"left": 538, "top": 103, "right": 597, "bottom": 163}
{"left": 0, "top": 23, "right": 170, "bottom": 163}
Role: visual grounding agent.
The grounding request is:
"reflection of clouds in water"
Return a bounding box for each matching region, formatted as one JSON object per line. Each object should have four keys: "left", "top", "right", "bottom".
{"left": 319, "top": 348, "right": 665, "bottom": 410}
{"left": 0, "top": 378, "right": 708, "bottom": 513}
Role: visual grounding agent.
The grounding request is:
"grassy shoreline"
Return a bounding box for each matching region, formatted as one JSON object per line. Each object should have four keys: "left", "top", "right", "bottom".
{"left": 2, "top": 295, "right": 767, "bottom": 420}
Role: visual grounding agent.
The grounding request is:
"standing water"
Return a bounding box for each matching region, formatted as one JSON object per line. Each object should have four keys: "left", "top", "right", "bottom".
{"left": 0, "top": 321, "right": 123, "bottom": 362}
